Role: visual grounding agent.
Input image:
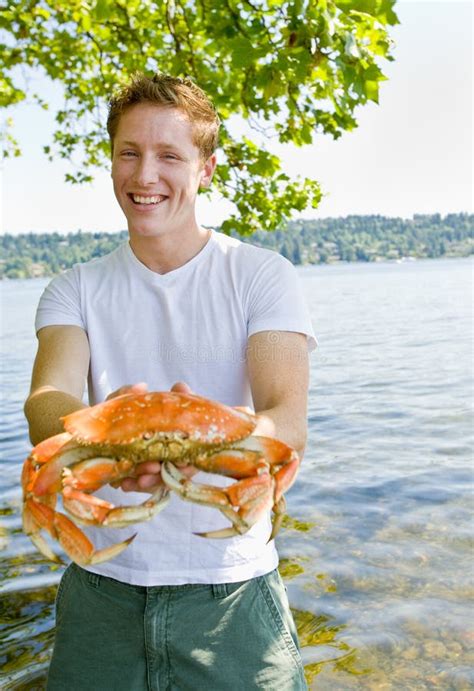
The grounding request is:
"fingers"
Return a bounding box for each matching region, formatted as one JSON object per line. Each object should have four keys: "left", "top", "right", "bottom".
{"left": 119, "top": 461, "right": 162, "bottom": 493}
{"left": 119, "top": 463, "right": 198, "bottom": 492}
{"left": 107, "top": 382, "right": 193, "bottom": 401}
{"left": 134, "top": 462, "right": 161, "bottom": 475}
{"left": 234, "top": 405, "right": 254, "bottom": 415}
{"left": 170, "top": 381, "right": 193, "bottom": 394}
{"left": 121, "top": 474, "right": 164, "bottom": 492}
{"left": 106, "top": 382, "right": 148, "bottom": 401}
{"left": 174, "top": 464, "right": 200, "bottom": 479}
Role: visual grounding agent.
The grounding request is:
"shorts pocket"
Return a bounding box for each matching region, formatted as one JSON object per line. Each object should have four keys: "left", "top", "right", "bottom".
{"left": 221, "top": 579, "right": 249, "bottom": 597}
{"left": 55, "top": 563, "right": 75, "bottom": 619}
{"left": 257, "top": 570, "right": 303, "bottom": 669}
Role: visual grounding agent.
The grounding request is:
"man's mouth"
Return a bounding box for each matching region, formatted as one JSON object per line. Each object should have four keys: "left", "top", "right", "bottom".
{"left": 129, "top": 194, "right": 167, "bottom": 205}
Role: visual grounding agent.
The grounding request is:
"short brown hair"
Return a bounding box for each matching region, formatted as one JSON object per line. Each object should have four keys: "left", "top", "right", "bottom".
{"left": 107, "top": 73, "right": 220, "bottom": 160}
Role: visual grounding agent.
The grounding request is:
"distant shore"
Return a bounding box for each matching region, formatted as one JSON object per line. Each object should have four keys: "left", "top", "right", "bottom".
{"left": 1, "top": 213, "right": 472, "bottom": 280}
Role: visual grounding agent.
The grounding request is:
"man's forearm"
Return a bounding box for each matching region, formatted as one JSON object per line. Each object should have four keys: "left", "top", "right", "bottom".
{"left": 253, "top": 405, "right": 307, "bottom": 459}
{"left": 24, "top": 386, "right": 87, "bottom": 446}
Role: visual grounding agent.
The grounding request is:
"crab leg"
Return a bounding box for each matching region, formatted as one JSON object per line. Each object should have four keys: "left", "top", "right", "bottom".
{"left": 191, "top": 436, "right": 298, "bottom": 477}
{"left": 203, "top": 474, "right": 276, "bottom": 538}
{"left": 62, "top": 485, "right": 171, "bottom": 528}
{"left": 62, "top": 457, "right": 136, "bottom": 492}
{"left": 161, "top": 462, "right": 275, "bottom": 537}
{"left": 191, "top": 449, "right": 269, "bottom": 478}
{"left": 102, "top": 489, "right": 170, "bottom": 527}
{"left": 24, "top": 498, "right": 136, "bottom": 566}
{"left": 23, "top": 500, "right": 62, "bottom": 563}
{"left": 198, "top": 494, "right": 288, "bottom": 541}
{"left": 29, "top": 432, "right": 72, "bottom": 464}
{"left": 32, "top": 443, "right": 112, "bottom": 496}
{"left": 268, "top": 496, "right": 287, "bottom": 542}
{"left": 22, "top": 457, "right": 62, "bottom": 561}
{"left": 161, "top": 462, "right": 231, "bottom": 509}
{"left": 54, "top": 512, "right": 136, "bottom": 566}
{"left": 62, "top": 490, "right": 117, "bottom": 524}
{"left": 176, "top": 436, "right": 299, "bottom": 539}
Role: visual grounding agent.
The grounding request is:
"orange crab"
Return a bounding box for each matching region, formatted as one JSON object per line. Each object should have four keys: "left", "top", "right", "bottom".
{"left": 22, "top": 391, "right": 300, "bottom": 566}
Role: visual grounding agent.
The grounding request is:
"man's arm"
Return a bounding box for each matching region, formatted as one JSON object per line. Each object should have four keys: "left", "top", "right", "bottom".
{"left": 246, "top": 331, "right": 310, "bottom": 458}
{"left": 24, "top": 325, "right": 90, "bottom": 445}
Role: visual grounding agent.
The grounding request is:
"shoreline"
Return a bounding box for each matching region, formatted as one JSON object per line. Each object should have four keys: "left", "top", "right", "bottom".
{"left": 1, "top": 252, "right": 472, "bottom": 282}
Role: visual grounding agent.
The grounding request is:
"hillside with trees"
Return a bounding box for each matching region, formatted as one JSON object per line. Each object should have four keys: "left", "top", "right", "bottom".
{"left": 1, "top": 213, "right": 472, "bottom": 280}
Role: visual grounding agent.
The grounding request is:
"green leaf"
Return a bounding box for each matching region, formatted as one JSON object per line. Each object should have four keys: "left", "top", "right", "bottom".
{"left": 229, "top": 36, "right": 260, "bottom": 69}
{"left": 80, "top": 12, "right": 92, "bottom": 31}
{"left": 364, "top": 80, "right": 379, "bottom": 102}
{"left": 0, "top": 0, "right": 397, "bottom": 234}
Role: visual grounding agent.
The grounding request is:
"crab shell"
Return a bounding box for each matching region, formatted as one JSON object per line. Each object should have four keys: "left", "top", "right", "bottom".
{"left": 61, "top": 391, "right": 257, "bottom": 446}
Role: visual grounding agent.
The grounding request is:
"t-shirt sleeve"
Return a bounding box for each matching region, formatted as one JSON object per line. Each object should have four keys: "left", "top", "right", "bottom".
{"left": 35, "top": 267, "right": 85, "bottom": 333}
{"left": 246, "top": 252, "right": 317, "bottom": 351}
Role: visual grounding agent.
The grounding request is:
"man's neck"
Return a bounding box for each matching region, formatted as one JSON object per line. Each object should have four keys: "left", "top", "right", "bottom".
{"left": 128, "top": 225, "right": 211, "bottom": 275}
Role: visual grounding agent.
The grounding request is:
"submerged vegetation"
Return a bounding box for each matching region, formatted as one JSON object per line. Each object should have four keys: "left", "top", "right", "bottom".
{"left": 1, "top": 213, "right": 472, "bottom": 280}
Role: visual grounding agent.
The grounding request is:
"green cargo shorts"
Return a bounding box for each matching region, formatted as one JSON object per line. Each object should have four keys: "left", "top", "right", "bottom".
{"left": 47, "top": 563, "right": 307, "bottom": 691}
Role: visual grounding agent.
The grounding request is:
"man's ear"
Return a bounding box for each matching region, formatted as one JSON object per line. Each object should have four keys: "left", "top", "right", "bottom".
{"left": 200, "top": 153, "right": 217, "bottom": 188}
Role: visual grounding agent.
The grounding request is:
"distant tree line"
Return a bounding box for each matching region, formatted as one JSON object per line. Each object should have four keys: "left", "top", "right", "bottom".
{"left": 1, "top": 213, "right": 472, "bottom": 280}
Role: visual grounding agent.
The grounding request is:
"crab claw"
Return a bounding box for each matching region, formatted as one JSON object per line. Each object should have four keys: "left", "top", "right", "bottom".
{"left": 62, "top": 484, "right": 171, "bottom": 528}
{"left": 23, "top": 498, "right": 136, "bottom": 566}
{"left": 54, "top": 512, "right": 137, "bottom": 566}
{"left": 30, "top": 432, "right": 73, "bottom": 464}
{"left": 23, "top": 500, "right": 64, "bottom": 563}
{"left": 162, "top": 462, "right": 274, "bottom": 538}
{"left": 267, "top": 496, "right": 287, "bottom": 543}
{"left": 194, "top": 496, "right": 288, "bottom": 542}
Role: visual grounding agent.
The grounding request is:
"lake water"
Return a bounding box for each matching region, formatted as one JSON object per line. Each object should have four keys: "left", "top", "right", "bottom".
{"left": 0, "top": 257, "right": 473, "bottom": 690}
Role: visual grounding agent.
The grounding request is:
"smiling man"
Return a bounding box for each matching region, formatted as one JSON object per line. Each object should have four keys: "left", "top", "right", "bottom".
{"left": 25, "top": 73, "right": 315, "bottom": 690}
{"left": 110, "top": 98, "right": 217, "bottom": 273}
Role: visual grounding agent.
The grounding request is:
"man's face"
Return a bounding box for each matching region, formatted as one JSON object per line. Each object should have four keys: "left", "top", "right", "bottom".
{"left": 111, "top": 103, "right": 216, "bottom": 239}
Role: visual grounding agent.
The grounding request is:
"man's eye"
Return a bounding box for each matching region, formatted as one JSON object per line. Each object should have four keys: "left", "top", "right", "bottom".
{"left": 163, "top": 154, "right": 178, "bottom": 160}
{"left": 122, "top": 151, "right": 137, "bottom": 157}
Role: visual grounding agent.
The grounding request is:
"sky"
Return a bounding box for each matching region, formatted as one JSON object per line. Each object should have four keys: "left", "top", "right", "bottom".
{"left": 1, "top": 0, "right": 472, "bottom": 235}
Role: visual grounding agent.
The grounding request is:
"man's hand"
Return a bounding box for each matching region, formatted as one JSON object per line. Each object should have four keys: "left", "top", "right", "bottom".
{"left": 116, "top": 381, "right": 197, "bottom": 493}
{"left": 106, "top": 382, "right": 148, "bottom": 401}
{"left": 234, "top": 405, "right": 254, "bottom": 416}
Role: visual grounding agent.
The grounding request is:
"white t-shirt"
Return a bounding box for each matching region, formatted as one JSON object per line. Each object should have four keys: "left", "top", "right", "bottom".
{"left": 36, "top": 230, "right": 316, "bottom": 585}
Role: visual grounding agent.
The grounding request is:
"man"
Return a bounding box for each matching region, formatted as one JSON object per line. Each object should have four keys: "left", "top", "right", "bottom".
{"left": 25, "top": 73, "right": 315, "bottom": 690}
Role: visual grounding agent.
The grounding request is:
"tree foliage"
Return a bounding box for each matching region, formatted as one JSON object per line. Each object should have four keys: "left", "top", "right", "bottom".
{"left": 2, "top": 214, "right": 472, "bottom": 279}
{"left": 1, "top": 0, "right": 398, "bottom": 234}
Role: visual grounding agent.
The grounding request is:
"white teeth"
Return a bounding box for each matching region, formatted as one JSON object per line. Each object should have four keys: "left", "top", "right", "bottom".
{"left": 132, "top": 195, "right": 164, "bottom": 204}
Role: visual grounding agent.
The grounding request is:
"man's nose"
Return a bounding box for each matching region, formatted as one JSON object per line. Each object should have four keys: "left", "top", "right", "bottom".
{"left": 133, "top": 155, "right": 160, "bottom": 186}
